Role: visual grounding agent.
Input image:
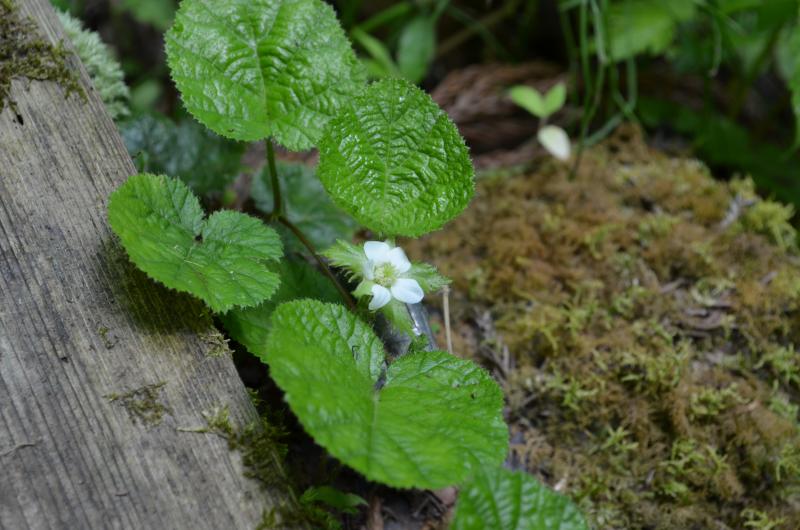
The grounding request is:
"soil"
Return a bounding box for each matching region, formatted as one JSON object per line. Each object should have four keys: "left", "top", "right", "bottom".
{"left": 405, "top": 124, "right": 800, "bottom": 530}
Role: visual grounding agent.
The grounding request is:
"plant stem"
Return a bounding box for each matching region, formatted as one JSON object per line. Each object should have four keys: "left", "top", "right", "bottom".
{"left": 265, "top": 140, "right": 282, "bottom": 218}
{"left": 262, "top": 141, "right": 356, "bottom": 311}
{"left": 437, "top": 0, "right": 519, "bottom": 58}
{"left": 278, "top": 216, "right": 357, "bottom": 311}
{"left": 570, "top": 0, "right": 608, "bottom": 179}
{"left": 730, "top": 22, "right": 783, "bottom": 120}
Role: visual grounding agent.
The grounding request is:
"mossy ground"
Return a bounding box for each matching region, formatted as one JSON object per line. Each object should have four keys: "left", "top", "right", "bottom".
{"left": 407, "top": 125, "right": 800, "bottom": 529}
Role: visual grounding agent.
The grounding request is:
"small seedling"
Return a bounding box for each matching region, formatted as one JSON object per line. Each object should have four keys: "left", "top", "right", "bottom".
{"left": 509, "top": 82, "right": 571, "bottom": 161}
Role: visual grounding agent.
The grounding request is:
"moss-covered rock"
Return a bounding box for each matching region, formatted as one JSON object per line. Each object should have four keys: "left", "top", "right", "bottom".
{"left": 408, "top": 126, "right": 800, "bottom": 529}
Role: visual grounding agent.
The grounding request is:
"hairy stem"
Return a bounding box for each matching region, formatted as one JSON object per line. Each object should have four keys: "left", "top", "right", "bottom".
{"left": 278, "top": 216, "right": 357, "bottom": 311}
{"left": 262, "top": 143, "right": 356, "bottom": 311}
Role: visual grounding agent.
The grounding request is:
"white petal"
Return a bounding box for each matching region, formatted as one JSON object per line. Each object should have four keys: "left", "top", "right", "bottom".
{"left": 537, "top": 125, "right": 571, "bottom": 161}
{"left": 390, "top": 278, "right": 424, "bottom": 304}
{"left": 369, "top": 284, "right": 392, "bottom": 310}
{"left": 364, "top": 241, "right": 391, "bottom": 263}
{"left": 386, "top": 247, "right": 411, "bottom": 274}
{"left": 363, "top": 261, "right": 375, "bottom": 280}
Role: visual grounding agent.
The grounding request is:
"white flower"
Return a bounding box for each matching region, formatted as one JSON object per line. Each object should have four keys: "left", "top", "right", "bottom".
{"left": 537, "top": 125, "right": 571, "bottom": 161}
{"left": 362, "top": 241, "right": 424, "bottom": 310}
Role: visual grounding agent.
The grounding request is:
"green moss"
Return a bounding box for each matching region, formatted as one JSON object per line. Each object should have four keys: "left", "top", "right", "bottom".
{"left": 756, "top": 345, "right": 800, "bottom": 387}
{"left": 688, "top": 385, "right": 744, "bottom": 420}
{"left": 97, "top": 326, "right": 117, "bottom": 349}
{"left": 189, "top": 405, "right": 288, "bottom": 489}
{"left": 186, "top": 405, "right": 341, "bottom": 530}
{"left": 742, "top": 509, "right": 786, "bottom": 530}
{"left": 0, "top": 0, "right": 83, "bottom": 115}
{"left": 106, "top": 382, "right": 169, "bottom": 426}
{"left": 201, "top": 328, "right": 232, "bottom": 357}
{"left": 408, "top": 125, "right": 800, "bottom": 529}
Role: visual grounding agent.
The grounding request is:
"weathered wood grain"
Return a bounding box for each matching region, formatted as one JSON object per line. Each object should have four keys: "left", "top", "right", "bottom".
{"left": 0, "top": 1, "right": 295, "bottom": 528}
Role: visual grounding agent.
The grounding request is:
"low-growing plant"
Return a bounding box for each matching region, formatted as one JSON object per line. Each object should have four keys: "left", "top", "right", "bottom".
{"left": 105, "top": 0, "right": 587, "bottom": 526}
{"left": 509, "top": 81, "right": 571, "bottom": 161}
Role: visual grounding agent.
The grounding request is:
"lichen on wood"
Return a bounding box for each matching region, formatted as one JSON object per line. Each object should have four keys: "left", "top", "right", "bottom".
{"left": 0, "top": 0, "right": 83, "bottom": 115}
{"left": 106, "top": 382, "right": 170, "bottom": 426}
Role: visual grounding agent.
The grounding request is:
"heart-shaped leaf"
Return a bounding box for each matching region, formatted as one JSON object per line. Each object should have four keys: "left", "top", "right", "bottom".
{"left": 451, "top": 466, "right": 589, "bottom": 530}
{"left": 108, "top": 173, "right": 282, "bottom": 312}
{"left": 165, "top": 0, "right": 365, "bottom": 149}
{"left": 265, "top": 300, "right": 508, "bottom": 489}
{"left": 318, "top": 78, "right": 475, "bottom": 237}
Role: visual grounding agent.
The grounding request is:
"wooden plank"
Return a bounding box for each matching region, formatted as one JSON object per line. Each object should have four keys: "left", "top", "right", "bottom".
{"left": 0, "top": 1, "right": 294, "bottom": 528}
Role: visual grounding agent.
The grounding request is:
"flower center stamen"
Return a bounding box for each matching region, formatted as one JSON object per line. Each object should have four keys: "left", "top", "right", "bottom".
{"left": 373, "top": 262, "right": 397, "bottom": 287}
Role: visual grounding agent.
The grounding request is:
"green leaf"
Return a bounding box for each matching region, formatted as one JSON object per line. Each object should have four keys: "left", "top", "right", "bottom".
{"left": 165, "top": 0, "right": 366, "bottom": 149}
{"left": 509, "top": 85, "right": 546, "bottom": 118}
{"left": 120, "top": 113, "right": 245, "bottom": 195}
{"left": 108, "top": 173, "right": 283, "bottom": 313}
{"left": 265, "top": 300, "right": 508, "bottom": 489}
{"left": 786, "top": 18, "right": 800, "bottom": 145}
{"left": 251, "top": 161, "right": 359, "bottom": 250}
{"left": 396, "top": 15, "right": 436, "bottom": 83}
{"left": 300, "top": 486, "right": 367, "bottom": 515}
{"left": 129, "top": 79, "right": 162, "bottom": 113}
{"left": 352, "top": 28, "right": 400, "bottom": 78}
{"left": 607, "top": 0, "right": 697, "bottom": 61}
{"left": 542, "top": 82, "right": 567, "bottom": 117}
{"left": 120, "top": 0, "right": 175, "bottom": 31}
{"left": 318, "top": 78, "right": 475, "bottom": 237}
{"left": 220, "top": 258, "right": 339, "bottom": 356}
{"left": 450, "top": 467, "right": 589, "bottom": 530}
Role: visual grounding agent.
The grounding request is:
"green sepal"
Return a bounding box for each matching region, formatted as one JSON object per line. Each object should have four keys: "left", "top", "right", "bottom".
{"left": 409, "top": 262, "right": 450, "bottom": 293}
{"left": 381, "top": 298, "right": 414, "bottom": 334}
{"left": 322, "top": 239, "right": 367, "bottom": 281}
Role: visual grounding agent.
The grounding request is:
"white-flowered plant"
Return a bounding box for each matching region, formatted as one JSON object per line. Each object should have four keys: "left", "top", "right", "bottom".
{"left": 509, "top": 82, "right": 572, "bottom": 161}
{"left": 324, "top": 239, "right": 449, "bottom": 331}
{"left": 108, "top": 2, "right": 587, "bottom": 522}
